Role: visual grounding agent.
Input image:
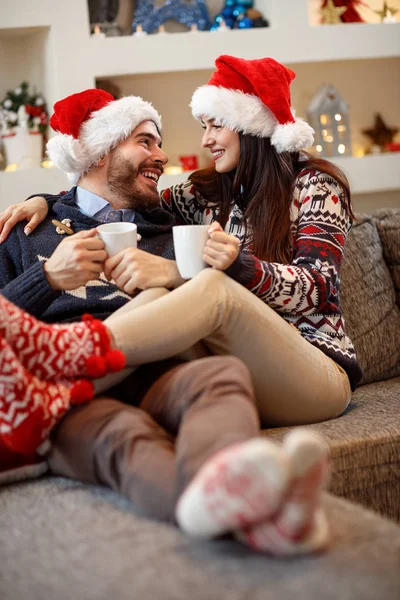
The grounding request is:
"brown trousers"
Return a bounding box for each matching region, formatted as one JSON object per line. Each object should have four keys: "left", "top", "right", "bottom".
{"left": 48, "top": 356, "right": 259, "bottom": 522}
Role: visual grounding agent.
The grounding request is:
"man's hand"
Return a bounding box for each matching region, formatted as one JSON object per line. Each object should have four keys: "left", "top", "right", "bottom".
{"left": 104, "top": 248, "right": 184, "bottom": 295}
{"left": 203, "top": 222, "right": 240, "bottom": 270}
{"left": 0, "top": 196, "right": 49, "bottom": 243}
{"left": 44, "top": 229, "right": 108, "bottom": 291}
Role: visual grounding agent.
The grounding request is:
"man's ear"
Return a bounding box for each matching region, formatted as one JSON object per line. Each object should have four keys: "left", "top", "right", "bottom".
{"left": 97, "top": 156, "right": 106, "bottom": 167}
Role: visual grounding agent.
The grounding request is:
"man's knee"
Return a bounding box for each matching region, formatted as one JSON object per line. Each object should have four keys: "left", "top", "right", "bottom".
{"left": 171, "top": 355, "right": 255, "bottom": 407}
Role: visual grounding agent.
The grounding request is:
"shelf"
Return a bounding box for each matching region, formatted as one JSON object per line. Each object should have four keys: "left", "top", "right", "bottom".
{"left": 1, "top": 153, "right": 398, "bottom": 212}
{"left": 87, "top": 22, "right": 400, "bottom": 78}
{"left": 160, "top": 154, "right": 400, "bottom": 196}
{"left": 0, "top": 168, "right": 69, "bottom": 212}
{"left": 333, "top": 153, "right": 400, "bottom": 195}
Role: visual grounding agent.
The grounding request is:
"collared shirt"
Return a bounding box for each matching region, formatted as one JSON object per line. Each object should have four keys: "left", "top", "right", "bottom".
{"left": 75, "top": 186, "right": 136, "bottom": 223}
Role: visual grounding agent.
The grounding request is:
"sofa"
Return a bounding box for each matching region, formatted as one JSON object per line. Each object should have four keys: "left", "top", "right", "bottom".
{"left": 1, "top": 209, "right": 400, "bottom": 599}
{"left": 267, "top": 208, "right": 400, "bottom": 523}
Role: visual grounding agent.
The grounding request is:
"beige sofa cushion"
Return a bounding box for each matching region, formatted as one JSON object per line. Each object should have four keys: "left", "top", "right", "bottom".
{"left": 340, "top": 213, "right": 400, "bottom": 385}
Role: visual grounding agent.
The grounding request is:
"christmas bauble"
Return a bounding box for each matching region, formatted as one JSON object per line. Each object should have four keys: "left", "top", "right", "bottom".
{"left": 239, "top": 0, "right": 254, "bottom": 7}
{"left": 237, "top": 16, "right": 253, "bottom": 28}
{"left": 224, "top": 16, "right": 236, "bottom": 28}
{"left": 233, "top": 5, "right": 247, "bottom": 18}
{"left": 222, "top": 6, "right": 235, "bottom": 18}
{"left": 225, "top": 0, "right": 235, "bottom": 6}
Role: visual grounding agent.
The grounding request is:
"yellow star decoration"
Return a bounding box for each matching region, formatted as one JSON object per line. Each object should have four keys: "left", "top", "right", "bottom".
{"left": 374, "top": 1, "right": 399, "bottom": 21}
{"left": 320, "top": 0, "right": 346, "bottom": 24}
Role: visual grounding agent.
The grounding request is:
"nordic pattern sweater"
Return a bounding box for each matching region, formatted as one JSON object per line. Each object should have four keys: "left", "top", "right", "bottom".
{"left": 160, "top": 169, "right": 363, "bottom": 389}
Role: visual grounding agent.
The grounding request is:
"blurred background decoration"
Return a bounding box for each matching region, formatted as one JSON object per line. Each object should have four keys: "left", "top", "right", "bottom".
{"left": 209, "top": 0, "right": 269, "bottom": 30}
{"left": 307, "top": 84, "right": 352, "bottom": 157}
{"left": 0, "top": 82, "right": 49, "bottom": 170}
{"left": 362, "top": 113, "right": 399, "bottom": 153}
{"left": 133, "top": 0, "right": 210, "bottom": 34}
{"left": 319, "top": 0, "right": 366, "bottom": 24}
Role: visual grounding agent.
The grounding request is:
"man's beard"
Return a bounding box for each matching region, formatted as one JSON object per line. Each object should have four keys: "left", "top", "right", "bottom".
{"left": 106, "top": 150, "right": 160, "bottom": 211}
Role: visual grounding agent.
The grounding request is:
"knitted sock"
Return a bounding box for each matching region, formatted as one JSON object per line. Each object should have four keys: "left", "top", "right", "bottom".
{"left": 235, "top": 429, "right": 330, "bottom": 556}
{"left": 236, "top": 508, "right": 330, "bottom": 556}
{"left": 0, "top": 336, "right": 94, "bottom": 455}
{"left": 0, "top": 294, "right": 125, "bottom": 381}
{"left": 175, "top": 438, "right": 291, "bottom": 539}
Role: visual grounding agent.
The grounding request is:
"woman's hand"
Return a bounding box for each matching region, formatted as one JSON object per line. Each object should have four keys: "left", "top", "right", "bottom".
{"left": 0, "top": 196, "right": 49, "bottom": 243}
{"left": 203, "top": 222, "right": 240, "bottom": 271}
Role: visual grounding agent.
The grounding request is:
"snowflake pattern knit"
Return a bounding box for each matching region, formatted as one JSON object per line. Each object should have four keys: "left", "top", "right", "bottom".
{"left": 160, "top": 169, "right": 363, "bottom": 388}
{"left": 0, "top": 294, "right": 125, "bottom": 381}
{"left": 0, "top": 336, "right": 93, "bottom": 455}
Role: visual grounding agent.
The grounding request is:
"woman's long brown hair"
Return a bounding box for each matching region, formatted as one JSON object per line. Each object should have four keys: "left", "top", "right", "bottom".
{"left": 189, "top": 134, "right": 354, "bottom": 264}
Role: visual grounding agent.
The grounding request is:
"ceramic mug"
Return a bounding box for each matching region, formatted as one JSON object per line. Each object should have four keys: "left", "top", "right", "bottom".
{"left": 97, "top": 222, "right": 137, "bottom": 257}
{"left": 173, "top": 224, "right": 209, "bottom": 279}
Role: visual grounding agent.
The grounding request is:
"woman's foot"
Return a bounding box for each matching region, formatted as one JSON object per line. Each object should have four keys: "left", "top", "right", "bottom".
{"left": 235, "top": 429, "right": 330, "bottom": 556}
{"left": 0, "top": 336, "right": 94, "bottom": 455}
{"left": 0, "top": 295, "right": 125, "bottom": 381}
{"left": 175, "top": 438, "right": 291, "bottom": 538}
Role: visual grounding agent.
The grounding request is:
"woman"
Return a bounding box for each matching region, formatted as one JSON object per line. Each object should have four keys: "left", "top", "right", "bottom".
{"left": 0, "top": 55, "right": 361, "bottom": 427}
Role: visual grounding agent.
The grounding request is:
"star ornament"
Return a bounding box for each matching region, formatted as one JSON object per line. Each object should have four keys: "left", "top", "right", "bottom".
{"left": 362, "top": 113, "right": 399, "bottom": 151}
{"left": 320, "top": 0, "right": 347, "bottom": 24}
{"left": 375, "top": 1, "right": 399, "bottom": 21}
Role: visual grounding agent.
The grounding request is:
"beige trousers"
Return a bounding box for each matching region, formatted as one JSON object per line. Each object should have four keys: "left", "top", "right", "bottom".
{"left": 103, "top": 269, "right": 351, "bottom": 427}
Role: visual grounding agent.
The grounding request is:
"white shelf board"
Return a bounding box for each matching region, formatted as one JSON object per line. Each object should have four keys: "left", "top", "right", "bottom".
{"left": 0, "top": 168, "right": 69, "bottom": 211}
{"left": 88, "top": 23, "right": 400, "bottom": 78}
{"left": 158, "top": 171, "right": 193, "bottom": 190}
{"left": 1, "top": 153, "right": 398, "bottom": 210}
{"left": 333, "top": 153, "right": 400, "bottom": 195}
{"left": 159, "top": 154, "right": 400, "bottom": 196}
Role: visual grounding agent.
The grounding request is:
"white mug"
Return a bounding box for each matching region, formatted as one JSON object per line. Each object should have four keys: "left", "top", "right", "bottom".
{"left": 97, "top": 222, "right": 137, "bottom": 257}
{"left": 173, "top": 224, "right": 210, "bottom": 279}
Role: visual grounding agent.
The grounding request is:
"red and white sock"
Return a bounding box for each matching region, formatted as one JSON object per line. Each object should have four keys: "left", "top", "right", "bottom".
{"left": 0, "top": 294, "right": 125, "bottom": 381}
{"left": 236, "top": 429, "right": 330, "bottom": 556}
{"left": 0, "top": 336, "right": 94, "bottom": 456}
{"left": 175, "top": 438, "right": 291, "bottom": 538}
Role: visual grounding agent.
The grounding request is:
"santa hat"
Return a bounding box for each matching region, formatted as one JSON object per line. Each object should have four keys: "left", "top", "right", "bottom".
{"left": 47, "top": 89, "right": 162, "bottom": 184}
{"left": 190, "top": 55, "right": 314, "bottom": 153}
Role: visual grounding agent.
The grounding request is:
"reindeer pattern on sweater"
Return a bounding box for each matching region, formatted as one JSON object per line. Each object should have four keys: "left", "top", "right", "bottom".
{"left": 160, "top": 169, "right": 363, "bottom": 389}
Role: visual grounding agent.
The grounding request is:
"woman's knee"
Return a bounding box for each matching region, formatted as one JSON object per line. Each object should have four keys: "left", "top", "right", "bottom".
{"left": 193, "top": 267, "right": 229, "bottom": 288}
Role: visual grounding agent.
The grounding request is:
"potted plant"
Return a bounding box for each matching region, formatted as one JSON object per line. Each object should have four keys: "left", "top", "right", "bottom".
{"left": 0, "top": 82, "right": 49, "bottom": 170}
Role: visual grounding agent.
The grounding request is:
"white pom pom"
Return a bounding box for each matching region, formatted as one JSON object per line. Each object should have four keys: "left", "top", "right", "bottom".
{"left": 46, "top": 134, "right": 90, "bottom": 173}
{"left": 67, "top": 172, "right": 80, "bottom": 185}
{"left": 271, "top": 119, "right": 315, "bottom": 153}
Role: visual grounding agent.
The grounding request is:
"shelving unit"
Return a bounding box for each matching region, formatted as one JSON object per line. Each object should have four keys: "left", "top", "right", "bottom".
{"left": 88, "top": 21, "right": 400, "bottom": 77}
{"left": 1, "top": 0, "right": 399, "bottom": 211}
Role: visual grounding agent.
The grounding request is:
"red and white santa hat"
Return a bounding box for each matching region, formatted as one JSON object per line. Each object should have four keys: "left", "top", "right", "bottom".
{"left": 47, "top": 88, "right": 162, "bottom": 184}
{"left": 190, "top": 55, "right": 314, "bottom": 153}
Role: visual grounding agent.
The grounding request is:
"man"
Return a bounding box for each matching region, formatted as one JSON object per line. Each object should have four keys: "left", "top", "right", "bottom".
{"left": 0, "top": 89, "right": 330, "bottom": 555}
{"left": 0, "top": 88, "right": 182, "bottom": 321}
{"left": 0, "top": 88, "right": 257, "bottom": 519}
